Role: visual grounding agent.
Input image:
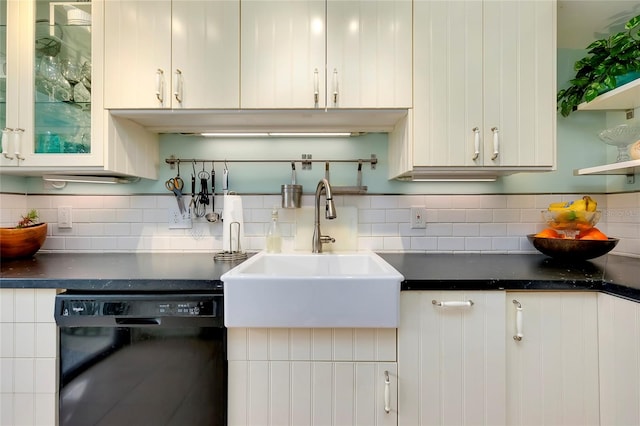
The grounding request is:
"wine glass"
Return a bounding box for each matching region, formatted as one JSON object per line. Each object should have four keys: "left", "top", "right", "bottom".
{"left": 60, "top": 58, "right": 81, "bottom": 103}
{"left": 37, "top": 55, "right": 71, "bottom": 101}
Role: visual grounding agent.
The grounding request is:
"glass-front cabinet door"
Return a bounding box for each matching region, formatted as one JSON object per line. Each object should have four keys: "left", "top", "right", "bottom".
{"left": 0, "top": 0, "right": 103, "bottom": 170}
{"left": 34, "top": 0, "right": 92, "bottom": 156}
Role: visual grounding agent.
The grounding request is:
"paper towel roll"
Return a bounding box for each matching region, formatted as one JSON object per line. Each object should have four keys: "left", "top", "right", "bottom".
{"left": 222, "top": 194, "right": 244, "bottom": 252}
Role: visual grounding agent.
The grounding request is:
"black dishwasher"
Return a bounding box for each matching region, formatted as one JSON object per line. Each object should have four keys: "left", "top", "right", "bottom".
{"left": 54, "top": 292, "right": 226, "bottom": 426}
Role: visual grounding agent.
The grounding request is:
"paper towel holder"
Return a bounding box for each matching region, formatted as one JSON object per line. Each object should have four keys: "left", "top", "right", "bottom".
{"left": 214, "top": 221, "right": 248, "bottom": 262}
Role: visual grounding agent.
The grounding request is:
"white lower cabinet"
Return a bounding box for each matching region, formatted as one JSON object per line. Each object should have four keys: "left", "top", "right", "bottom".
{"left": 0, "top": 288, "right": 58, "bottom": 426}
{"left": 598, "top": 293, "right": 640, "bottom": 426}
{"left": 398, "top": 291, "right": 506, "bottom": 426}
{"left": 506, "top": 292, "right": 600, "bottom": 426}
{"left": 227, "top": 328, "right": 397, "bottom": 426}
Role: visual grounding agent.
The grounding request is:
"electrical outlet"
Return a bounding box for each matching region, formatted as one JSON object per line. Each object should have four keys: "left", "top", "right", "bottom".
{"left": 410, "top": 207, "right": 426, "bottom": 229}
{"left": 58, "top": 206, "right": 72, "bottom": 229}
{"left": 168, "top": 207, "right": 192, "bottom": 229}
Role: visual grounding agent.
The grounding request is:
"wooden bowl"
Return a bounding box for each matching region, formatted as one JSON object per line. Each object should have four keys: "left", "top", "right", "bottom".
{"left": 527, "top": 234, "right": 618, "bottom": 261}
{"left": 0, "top": 223, "right": 48, "bottom": 259}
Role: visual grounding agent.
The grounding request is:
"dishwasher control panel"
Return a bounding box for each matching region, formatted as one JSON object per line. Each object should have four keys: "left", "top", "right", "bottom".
{"left": 54, "top": 293, "right": 224, "bottom": 327}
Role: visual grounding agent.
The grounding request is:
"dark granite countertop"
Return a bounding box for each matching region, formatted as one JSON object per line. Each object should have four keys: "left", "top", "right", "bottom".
{"left": 1, "top": 252, "right": 639, "bottom": 302}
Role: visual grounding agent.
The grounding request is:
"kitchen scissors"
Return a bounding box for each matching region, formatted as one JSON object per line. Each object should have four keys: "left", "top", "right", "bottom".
{"left": 165, "top": 176, "right": 186, "bottom": 214}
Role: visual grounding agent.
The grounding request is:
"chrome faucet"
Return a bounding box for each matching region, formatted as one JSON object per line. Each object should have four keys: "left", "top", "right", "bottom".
{"left": 312, "top": 178, "right": 337, "bottom": 253}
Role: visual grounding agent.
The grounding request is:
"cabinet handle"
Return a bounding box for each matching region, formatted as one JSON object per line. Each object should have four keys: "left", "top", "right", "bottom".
{"left": 2, "top": 128, "right": 14, "bottom": 160}
{"left": 156, "top": 69, "right": 165, "bottom": 103}
{"left": 313, "top": 68, "right": 319, "bottom": 107}
{"left": 332, "top": 68, "right": 339, "bottom": 106}
{"left": 13, "top": 128, "right": 24, "bottom": 161}
{"left": 491, "top": 127, "right": 499, "bottom": 160}
{"left": 472, "top": 127, "right": 480, "bottom": 161}
{"left": 432, "top": 299, "right": 474, "bottom": 308}
{"left": 174, "top": 69, "right": 183, "bottom": 104}
{"left": 384, "top": 370, "right": 391, "bottom": 414}
{"left": 513, "top": 299, "right": 523, "bottom": 341}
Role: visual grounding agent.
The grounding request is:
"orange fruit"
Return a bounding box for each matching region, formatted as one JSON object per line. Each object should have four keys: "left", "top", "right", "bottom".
{"left": 577, "top": 227, "right": 608, "bottom": 240}
{"left": 535, "top": 228, "right": 562, "bottom": 238}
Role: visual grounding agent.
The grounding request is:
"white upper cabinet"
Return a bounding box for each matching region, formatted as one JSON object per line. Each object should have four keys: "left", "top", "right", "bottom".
{"left": 390, "top": 0, "right": 556, "bottom": 179}
{"left": 104, "top": 0, "right": 239, "bottom": 109}
{"left": 240, "top": 0, "right": 325, "bottom": 109}
{"left": 325, "top": 0, "right": 412, "bottom": 109}
{"left": 0, "top": 0, "right": 158, "bottom": 178}
{"left": 241, "top": 0, "right": 412, "bottom": 109}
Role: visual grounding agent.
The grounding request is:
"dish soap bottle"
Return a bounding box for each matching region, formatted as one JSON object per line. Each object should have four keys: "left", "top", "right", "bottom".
{"left": 266, "top": 207, "right": 282, "bottom": 253}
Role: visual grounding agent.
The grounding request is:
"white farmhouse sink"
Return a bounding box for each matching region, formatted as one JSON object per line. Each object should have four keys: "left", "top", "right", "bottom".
{"left": 221, "top": 251, "right": 404, "bottom": 328}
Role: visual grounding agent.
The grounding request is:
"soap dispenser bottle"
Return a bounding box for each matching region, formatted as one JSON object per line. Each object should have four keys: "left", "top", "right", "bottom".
{"left": 266, "top": 207, "right": 282, "bottom": 253}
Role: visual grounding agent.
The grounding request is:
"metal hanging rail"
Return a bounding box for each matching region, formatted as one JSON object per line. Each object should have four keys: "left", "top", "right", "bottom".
{"left": 165, "top": 154, "right": 377, "bottom": 170}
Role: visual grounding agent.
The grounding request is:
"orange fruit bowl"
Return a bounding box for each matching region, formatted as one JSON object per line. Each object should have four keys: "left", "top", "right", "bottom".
{"left": 527, "top": 234, "right": 619, "bottom": 260}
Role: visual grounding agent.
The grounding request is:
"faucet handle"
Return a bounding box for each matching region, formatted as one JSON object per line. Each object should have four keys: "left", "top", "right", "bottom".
{"left": 320, "top": 235, "right": 335, "bottom": 244}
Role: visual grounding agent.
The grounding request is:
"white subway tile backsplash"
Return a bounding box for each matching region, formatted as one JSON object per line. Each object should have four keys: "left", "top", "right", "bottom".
{"left": 479, "top": 223, "right": 507, "bottom": 236}
{"left": 452, "top": 223, "right": 479, "bottom": 236}
{"left": 465, "top": 237, "right": 493, "bottom": 251}
{"left": 372, "top": 223, "right": 399, "bottom": 236}
{"left": 385, "top": 208, "right": 410, "bottom": 223}
{"left": 0, "top": 192, "right": 634, "bottom": 256}
{"left": 410, "top": 236, "right": 437, "bottom": 251}
{"left": 359, "top": 209, "right": 386, "bottom": 224}
{"left": 437, "top": 209, "right": 466, "bottom": 222}
{"left": 438, "top": 237, "right": 465, "bottom": 251}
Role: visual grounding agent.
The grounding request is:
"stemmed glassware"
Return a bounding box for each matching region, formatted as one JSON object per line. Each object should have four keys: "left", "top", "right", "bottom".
{"left": 598, "top": 124, "right": 640, "bottom": 162}
{"left": 60, "top": 58, "right": 81, "bottom": 103}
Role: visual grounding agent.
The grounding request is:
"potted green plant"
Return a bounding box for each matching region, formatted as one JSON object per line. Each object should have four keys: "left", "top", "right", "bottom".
{"left": 0, "top": 209, "right": 47, "bottom": 259}
{"left": 557, "top": 14, "right": 640, "bottom": 117}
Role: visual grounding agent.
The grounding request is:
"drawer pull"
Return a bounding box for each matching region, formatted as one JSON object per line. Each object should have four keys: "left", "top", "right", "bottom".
{"left": 384, "top": 370, "right": 390, "bottom": 414}
{"left": 432, "top": 300, "right": 474, "bottom": 308}
{"left": 513, "top": 299, "right": 523, "bottom": 341}
{"left": 472, "top": 127, "right": 480, "bottom": 161}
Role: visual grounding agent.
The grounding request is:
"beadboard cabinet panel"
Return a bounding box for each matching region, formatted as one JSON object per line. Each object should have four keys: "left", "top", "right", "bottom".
{"left": 506, "top": 292, "right": 600, "bottom": 426}
{"left": 241, "top": 0, "right": 411, "bottom": 109}
{"left": 228, "top": 361, "right": 397, "bottom": 426}
{"left": 598, "top": 293, "right": 640, "bottom": 426}
{"left": 227, "top": 327, "right": 396, "bottom": 362}
{"left": 398, "top": 291, "right": 506, "bottom": 426}
{"left": 104, "top": 0, "right": 238, "bottom": 109}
